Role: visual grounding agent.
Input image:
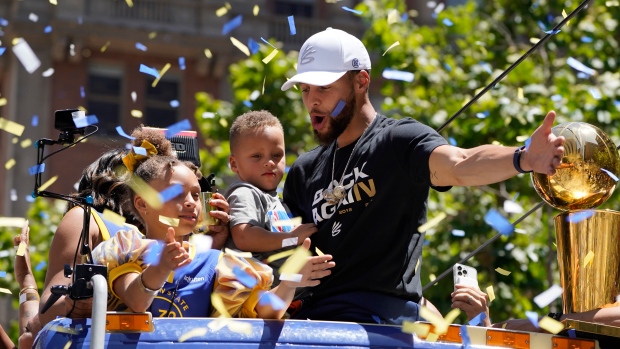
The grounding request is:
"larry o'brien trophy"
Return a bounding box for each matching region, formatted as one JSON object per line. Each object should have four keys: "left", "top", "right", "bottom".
{"left": 531, "top": 122, "right": 620, "bottom": 338}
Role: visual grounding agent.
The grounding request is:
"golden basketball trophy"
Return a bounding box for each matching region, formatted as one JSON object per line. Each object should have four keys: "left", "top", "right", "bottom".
{"left": 531, "top": 122, "right": 620, "bottom": 338}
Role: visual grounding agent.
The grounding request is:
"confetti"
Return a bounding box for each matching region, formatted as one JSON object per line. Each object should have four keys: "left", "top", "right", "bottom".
{"left": 151, "top": 63, "right": 171, "bottom": 87}
{"left": 73, "top": 115, "right": 98, "bottom": 128}
{"left": 10, "top": 189, "right": 17, "bottom": 201}
{"left": 544, "top": 29, "right": 561, "bottom": 34}
{"left": 331, "top": 100, "right": 346, "bottom": 117}
{"left": 159, "top": 184, "right": 183, "bottom": 203}
{"left": 0, "top": 288, "right": 11, "bottom": 295}
{"left": 266, "top": 250, "right": 294, "bottom": 266}
{"left": 402, "top": 321, "right": 430, "bottom": 336}
{"left": 165, "top": 119, "right": 191, "bottom": 138}
{"left": 42, "top": 68, "right": 54, "bottom": 77}
{"left": 262, "top": 49, "right": 279, "bottom": 64}
{"left": 287, "top": 16, "right": 296, "bottom": 35}
{"left": 148, "top": 32, "right": 156, "bottom": 39}
{"left": 222, "top": 15, "right": 242, "bottom": 35}
{"left": 417, "top": 212, "right": 447, "bottom": 232}
{"left": 583, "top": 250, "right": 594, "bottom": 267}
{"left": 178, "top": 57, "right": 186, "bottom": 70}
{"left": 135, "top": 42, "right": 147, "bottom": 51}
{"left": 202, "top": 112, "right": 215, "bottom": 119}
{"left": 223, "top": 248, "right": 253, "bottom": 258}
{"left": 12, "top": 39, "right": 41, "bottom": 73}
{"left": 248, "top": 38, "right": 259, "bottom": 55}
{"left": 382, "top": 69, "right": 414, "bottom": 82}
{"left": 566, "top": 210, "right": 595, "bottom": 223}
{"left": 230, "top": 37, "right": 250, "bottom": 56}
{"left": 49, "top": 0, "right": 57, "bottom": 4}
{"left": 476, "top": 111, "right": 489, "bottom": 119}
{"left": 102, "top": 209, "right": 126, "bottom": 226}
{"left": 281, "top": 237, "right": 298, "bottom": 248}
{"left": 253, "top": 5, "right": 259, "bottom": 16}
{"left": 16, "top": 242, "right": 27, "bottom": 256}
{"left": 169, "top": 100, "right": 180, "bottom": 108}
{"left": 29, "top": 13, "right": 39, "bottom": 22}
{"left": 242, "top": 100, "right": 252, "bottom": 108}
{"left": 131, "top": 91, "right": 137, "bottom": 102}
{"left": 35, "top": 261, "right": 47, "bottom": 271}
{"left": 39, "top": 175, "right": 58, "bottom": 191}
{"left": 315, "top": 247, "right": 324, "bottom": 256}
{"left": 179, "top": 328, "right": 208, "bottom": 342}
{"left": 0, "top": 48, "right": 5, "bottom": 56}
{"left": 444, "top": 308, "right": 461, "bottom": 324}
{"left": 260, "top": 37, "right": 277, "bottom": 50}
{"left": 279, "top": 246, "right": 310, "bottom": 275}
{"left": 0, "top": 271, "right": 5, "bottom": 278}
{"left": 449, "top": 137, "right": 457, "bottom": 146}
{"left": 568, "top": 329, "right": 577, "bottom": 338}
{"left": 533, "top": 284, "right": 563, "bottom": 308}
{"left": 495, "top": 267, "right": 511, "bottom": 276}
{"left": 127, "top": 175, "right": 163, "bottom": 209}
{"left": 215, "top": 6, "right": 228, "bottom": 17}
{"left": 159, "top": 215, "right": 179, "bottom": 227}
{"left": 420, "top": 306, "right": 448, "bottom": 334}
{"left": 143, "top": 241, "right": 164, "bottom": 266}
{"left": 258, "top": 291, "right": 286, "bottom": 310}
{"left": 125, "top": 0, "right": 134, "bottom": 7}
{"left": 372, "top": 315, "right": 381, "bottom": 324}
{"left": 232, "top": 266, "right": 258, "bottom": 288}
{"left": 442, "top": 18, "right": 453, "bottom": 26}
{"left": 100, "top": 41, "right": 111, "bottom": 52}
{"left": 562, "top": 9, "right": 570, "bottom": 27}
{"left": 139, "top": 64, "right": 160, "bottom": 79}
{"left": 0, "top": 117, "right": 25, "bottom": 136}
{"left": 566, "top": 57, "right": 596, "bottom": 76}
{"left": 20, "top": 139, "right": 32, "bottom": 148}
{"left": 451, "top": 229, "right": 465, "bottom": 237}
{"left": 484, "top": 209, "right": 514, "bottom": 236}
{"left": 28, "top": 163, "right": 45, "bottom": 176}
{"left": 602, "top": 168, "right": 619, "bottom": 182}
{"left": 131, "top": 110, "right": 143, "bottom": 118}
{"left": 503, "top": 200, "right": 523, "bottom": 214}
{"left": 189, "top": 234, "right": 213, "bottom": 253}
{"left": 539, "top": 316, "right": 564, "bottom": 334}
{"left": 342, "top": 6, "right": 363, "bottom": 15}
{"left": 468, "top": 311, "right": 486, "bottom": 326}
{"left": 460, "top": 325, "right": 472, "bottom": 348}
{"left": 487, "top": 285, "right": 495, "bottom": 302}
{"left": 525, "top": 311, "right": 539, "bottom": 328}
{"left": 211, "top": 293, "right": 232, "bottom": 317}
{"left": 588, "top": 87, "right": 602, "bottom": 100}
{"left": 382, "top": 41, "right": 400, "bottom": 56}
{"left": 204, "top": 49, "right": 212, "bottom": 59}
{"left": 116, "top": 126, "right": 135, "bottom": 140}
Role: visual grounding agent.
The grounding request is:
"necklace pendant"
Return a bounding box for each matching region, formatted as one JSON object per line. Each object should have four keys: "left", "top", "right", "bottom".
{"left": 322, "top": 188, "right": 340, "bottom": 205}
{"left": 333, "top": 185, "right": 346, "bottom": 201}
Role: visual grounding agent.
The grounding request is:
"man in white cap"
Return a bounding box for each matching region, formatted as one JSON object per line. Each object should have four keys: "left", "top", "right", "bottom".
{"left": 281, "top": 27, "right": 565, "bottom": 324}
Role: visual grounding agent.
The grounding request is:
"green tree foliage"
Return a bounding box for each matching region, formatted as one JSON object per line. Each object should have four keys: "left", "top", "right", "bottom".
{"left": 195, "top": 0, "right": 620, "bottom": 325}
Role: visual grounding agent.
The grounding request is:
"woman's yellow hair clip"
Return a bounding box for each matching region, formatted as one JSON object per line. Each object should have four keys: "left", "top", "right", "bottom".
{"left": 122, "top": 140, "right": 158, "bottom": 172}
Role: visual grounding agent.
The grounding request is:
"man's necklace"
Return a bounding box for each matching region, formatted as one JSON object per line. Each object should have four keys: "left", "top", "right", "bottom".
{"left": 322, "top": 117, "right": 374, "bottom": 205}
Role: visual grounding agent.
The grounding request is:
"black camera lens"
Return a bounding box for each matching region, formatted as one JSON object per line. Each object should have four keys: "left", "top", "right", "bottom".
{"left": 457, "top": 266, "right": 462, "bottom": 271}
{"left": 463, "top": 270, "right": 468, "bottom": 275}
{"left": 457, "top": 272, "right": 462, "bottom": 276}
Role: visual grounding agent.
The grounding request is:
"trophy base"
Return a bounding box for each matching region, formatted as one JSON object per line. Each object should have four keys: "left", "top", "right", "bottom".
{"left": 564, "top": 319, "right": 620, "bottom": 348}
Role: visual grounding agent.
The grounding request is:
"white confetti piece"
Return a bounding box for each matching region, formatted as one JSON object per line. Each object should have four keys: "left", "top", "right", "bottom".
{"left": 533, "top": 284, "right": 563, "bottom": 308}
{"left": 281, "top": 237, "right": 298, "bottom": 248}
{"left": 178, "top": 328, "right": 207, "bottom": 342}
{"left": 0, "top": 217, "right": 27, "bottom": 228}
{"left": 12, "top": 39, "right": 41, "bottom": 73}
{"left": 42, "top": 68, "right": 54, "bottom": 77}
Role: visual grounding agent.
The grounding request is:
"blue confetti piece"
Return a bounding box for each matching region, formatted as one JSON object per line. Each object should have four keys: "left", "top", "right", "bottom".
{"left": 232, "top": 266, "right": 258, "bottom": 288}
{"left": 0, "top": 18, "right": 8, "bottom": 26}
{"left": 480, "top": 62, "right": 493, "bottom": 74}
{"left": 576, "top": 72, "right": 588, "bottom": 79}
{"left": 476, "top": 111, "right": 489, "bottom": 119}
{"left": 382, "top": 68, "right": 414, "bottom": 82}
{"left": 566, "top": 210, "right": 595, "bottom": 223}
{"left": 0, "top": 47, "right": 5, "bottom": 56}
{"left": 615, "top": 100, "right": 620, "bottom": 108}
{"left": 29, "top": 163, "right": 45, "bottom": 176}
{"left": 525, "top": 311, "right": 539, "bottom": 328}
{"left": 566, "top": 57, "right": 596, "bottom": 76}
{"left": 116, "top": 125, "right": 136, "bottom": 140}
{"left": 588, "top": 87, "right": 601, "bottom": 100}
{"left": 159, "top": 184, "right": 184, "bottom": 203}
{"left": 331, "top": 100, "right": 346, "bottom": 117}
{"left": 443, "top": 62, "right": 452, "bottom": 72}
{"left": 513, "top": 192, "right": 520, "bottom": 201}
{"left": 73, "top": 115, "right": 98, "bottom": 128}
{"left": 170, "top": 100, "right": 180, "bottom": 108}
{"left": 544, "top": 29, "right": 561, "bottom": 34}
{"left": 460, "top": 325, "right": 472, "bottom": 349}
{"left": 449, "top": 137, "right": 457, "bottom": 146}
{"left": 258, "top": 291, "right": 286, "bottom": 310}
{"left": 139, "top": 64, "right": 160, "bottom": 79}
{"left": 165, "top": 119, "right": 191, "bottom": 138}
{"left": 133, "top": 146, "right": 147, "bottom": 156}
{"left": 77, "top": 16, "right": 83, "bottom": 25}
{"left": 287, "top": 16, "right": 296, "bottom": 35}
{"left": 581, "top": 36, "right": 593, "bottom": 43}
{"left": 284, "top": 166, "right": 290, "bottom": 174}
{"left": 602, "top": 168, "right": 619, "bottom": 182}
{"left": 178, "top": 57, "right": 186, "bottom": 70}
{"left": 144, "top": 241, "right": 165, "bottom": 266}
{"left": 135, "top": 42, "right": 147, "bottom": 51}
{"left": 260, "top": 37, "right": 277, "bottom": 49}
{"left": 31, "top": 115, "right": 39, "bottom": 127}
{"left": 452, "top": 229, "right": 465, "bottom": 237}
{"left": 243, "top": 100, "right": 252, "bottom": 108}
{"left": 468, "top": 312, "right": 486, "bottom": 326}
{"left": 80, "top": 86, "right": 85, "bottom": 98}
{"left": 44, "top": 25, "right": 52, "bottom": 34}
{"left": 442, "top": 18, "right": 453, "bottom": 26}
{"left": 0, "top": 271, "right": 6, "bottom": 278}
{"left": 537, "top": 21, "right": 546, "bottom": 31}
{"left": 26, "top": 195, "right": 35, "bottom": 202}
{"left": 484, "top": 208, "right": 514, "bottom": 236}
{"left": 371, "top": 315, "right": 381, "bottom": 324}
{"left": 342, "top": 6, "right": 363, "bottom": 15}
{"left": 550, "top": 94, "right": 563, "bottom": 102}
{"left": 248, "top": 38, "right": 259, "bottom": 55}
{"left": 35, "top": 261, "right": 47, "bottom": 271}
{"left": 524, "top": 137, "right": 532, "bottom": 150}
{"left": 401, "top": 13, "right": 408, "bottom": 21}
{"left": 568, "top": 329, "right": 576, "bottom": 338}
{"left": 222, "top": 15, "right": 242, "bottom": 35}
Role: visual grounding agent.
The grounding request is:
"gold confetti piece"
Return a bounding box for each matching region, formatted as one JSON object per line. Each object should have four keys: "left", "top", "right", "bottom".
{"left": 0, "top": 117, "right": 25, "bottom": 136}
{"left": 415, "top": 258, "right": 420, "bottom": 272}
{"left": 0, "top": 217, "right": 27, "bottom": 228}
{"left": 402, "top": 321, "right": 430, "bottom": 336}
{"left": 16, "top": 242, "right": 27, "bottom": 256}
{"left": 382, "top": 41, "right": 400, "bottom": 56}
{"left": 148, "top": 32, "right": 157, "bottom": 39}
{"left": 495, "top": 267, "right": 511, "bottom": 276}
{"left": 127, "top": 175, "right": 163, "bottom": 209}
{"left": 418, "top": 212, "right": 447, "bottom": 232}
{"left": 0, "top": 98, "right": 7, "bottom": 106}
{"left": 266, "top": 249, "right": 295, "bottom": 263}
{"left": 279, "top": 245, "right": 311, "bottom": 275}
{"left": 12, "top": 137, "right": 18, "bottom": 144}
{"left": 103, "top": 209, "right": 126, "bottom": 226}
{"left": 583, "top": 250, "right": 594, "bottom": 267}
{"left": 426, "top": 332, "right": 439, "bottom": 342}
{"left": 272, "top": 217, "right": 302, "bottom": 227}
{"left": 50, "top": 326, "right": 80, "bottom": 335}
{"left": 0, "top": 288, "right": 11, "bottom": 294}
{"left": 315, "top": 247, "right": 324, "bottom": 256}
{"left": 607, "top": 0, "right": 620, "bottom": 6}
{"left": 230, "top": 37, "right": 250, "bottom": 56}
{"left": 131, "top": 109, "right": 143, "bottom": 118}
{"left": 208, "top": 317, "right": 228, "bottom": 332}
{"left": 517, "top": 87, "right": 524, "bottom": 100}
{"left": 262, "top": 75, "right": 266, "bottom": 95}
{"left": 101, "top": 41, "right": 111, "bottom": 53}
{"left": 179, "top": 328, "right": 207, "bottom": 342}
{"left": 125, "top": 0, "right": 134, "bottom": 7}
{"left": 224, "top": 248, "right": 253, "bottom": 258}
{"left": 5, "top": 159, "right": 15, "bottom": 170}
{"left": 219, "top": 118, "right": 228, "bottom": 128}
{"left": 419, "top": 306, "right": 448, "bottom": 335}
{"left": 151, "top": 63, "right": 171, "bottom": 88}
{"left": 63, "top": 341, "right": 72, "bottom": 349}
{"left": 20, "top": 139, "right": 32, "bottom": 148}
{"left": 211, "top": 293, "right": 232, "bottom": 318}
{"left": 562, "top": 9, "right": 570, "bottom": 26}
{"left": 502, "top": 323, "right": 507, "bottom": 329}
{"left": 387, "top": 9, "right": 400, "bottom": 24}
{"left": 49, "top": 0, "right": 57, "bottom": 4}
{"left": 530, "top": 37, "right": 540, "bottom": 44}
{"left": 487, "top": 285, "right": 495, "bottom": 302}
{"left": 215, "top": 6, "right": 228, "bottom": 17}
{"left": 159, "top": 215, "right": 179, "bottom": 227}
{"left": 204, "top": 48, "right": 212, "bottom": 59}
{"left": 39, "top": 175, "right": 59, "bottom": 191}
{"left": 539, "top": 316, "right": 565, "bottom": 334}
{"left": 444, "top": 308, "right": 461, "bottom": 324}
{"left": 253, "top": 5, "right": 259, "bottom": 16}
{"left": 225, "top": 320, "right": 252, "bottom": 335}
{"left": 262, "top": 49, "right": 279, "bottom": 64}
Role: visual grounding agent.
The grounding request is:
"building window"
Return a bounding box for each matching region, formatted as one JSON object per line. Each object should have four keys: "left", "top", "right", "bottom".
{"left": 86, "top": 64, "right": 123, "bottom": 137}
{"left": 144, "top": 77, "right": 179, "bottom": 128}
{"left": 273, "top": 0, "right": 314, "bottom": 18}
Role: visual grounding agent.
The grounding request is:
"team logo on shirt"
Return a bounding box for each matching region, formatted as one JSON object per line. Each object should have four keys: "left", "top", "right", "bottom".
{"left": 331, "top": 221, "right": 342, "bottom": 236}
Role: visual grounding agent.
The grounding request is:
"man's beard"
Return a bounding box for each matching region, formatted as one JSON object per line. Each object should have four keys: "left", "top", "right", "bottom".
{"left": 314, "top": 93, "right": 356, "bottom": 146}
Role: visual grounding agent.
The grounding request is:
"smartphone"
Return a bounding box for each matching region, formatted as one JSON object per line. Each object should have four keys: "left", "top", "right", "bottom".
{"left": 453, "top": 263, "right": 478, "bottom": 291}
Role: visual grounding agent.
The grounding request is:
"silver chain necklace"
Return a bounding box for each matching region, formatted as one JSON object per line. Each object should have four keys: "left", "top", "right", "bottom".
{"left": 322, "top": 116, "right": 374, "bottom": 205}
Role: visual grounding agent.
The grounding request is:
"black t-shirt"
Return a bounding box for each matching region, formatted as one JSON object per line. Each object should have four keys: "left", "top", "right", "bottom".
{"left": 284, "top": 114, "right": 450, "bottom": 305}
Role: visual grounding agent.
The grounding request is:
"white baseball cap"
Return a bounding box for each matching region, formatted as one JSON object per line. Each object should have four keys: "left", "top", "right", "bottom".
{"left": 281, "top": 28, "right": 371, "bottom": 91}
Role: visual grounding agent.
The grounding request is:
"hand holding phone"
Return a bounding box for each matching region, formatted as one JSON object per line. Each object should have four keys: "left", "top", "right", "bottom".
{"left": 453, "top": 263, "right": 478, "bottom": 291}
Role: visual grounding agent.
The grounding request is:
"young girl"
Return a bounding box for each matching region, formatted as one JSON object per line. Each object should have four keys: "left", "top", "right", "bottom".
{"left": 92, "top": 151, "right": 334, "bottom": 318}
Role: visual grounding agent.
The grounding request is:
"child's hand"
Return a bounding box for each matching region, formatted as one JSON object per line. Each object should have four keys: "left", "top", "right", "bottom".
{"left": 281, "top": 238, "right": 335, "bottom": 288}
{"left": 291, "top": 223, "right": 318, "bottom": 245}
{"left": 207, "top": 192, "right": 231, "bottom": 249}
{"left": 156, "top": 228, "right": 192, "bottom": 272}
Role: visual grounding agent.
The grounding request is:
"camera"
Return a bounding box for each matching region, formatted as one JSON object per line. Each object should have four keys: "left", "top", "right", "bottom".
{"left": 54, "top": 108, "right": 89, "bottom": 144}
